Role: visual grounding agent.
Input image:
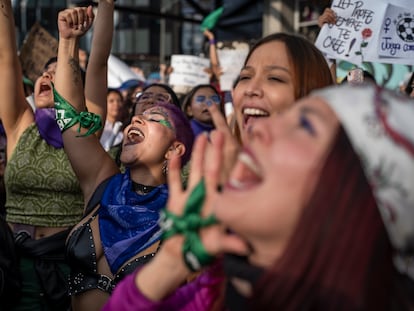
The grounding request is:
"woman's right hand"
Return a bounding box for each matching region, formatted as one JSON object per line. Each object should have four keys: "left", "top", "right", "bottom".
{"left": 57, "top": 6, "right": 94, "bottom": 40}
{"left": 135, "top": 132, "right": 249, "bottom": 301}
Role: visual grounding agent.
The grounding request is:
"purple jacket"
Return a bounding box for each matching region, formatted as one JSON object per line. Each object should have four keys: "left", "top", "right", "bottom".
{"left": 102, "top": 263, "right": 224, "bottom": 311}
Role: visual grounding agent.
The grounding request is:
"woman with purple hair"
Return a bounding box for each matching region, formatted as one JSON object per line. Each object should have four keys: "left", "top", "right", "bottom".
{"left": 52, "top": 8, "right": 194, "bottom": 311}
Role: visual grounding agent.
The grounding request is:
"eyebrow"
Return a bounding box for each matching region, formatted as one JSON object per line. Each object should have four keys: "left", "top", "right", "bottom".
{"left": 242, "top": 65, "right": 290, "bottom": 74}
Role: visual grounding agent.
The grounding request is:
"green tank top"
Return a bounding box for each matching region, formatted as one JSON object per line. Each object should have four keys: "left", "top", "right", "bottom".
{"left": 5, "top": 124, "right": 84, "bottom": 227}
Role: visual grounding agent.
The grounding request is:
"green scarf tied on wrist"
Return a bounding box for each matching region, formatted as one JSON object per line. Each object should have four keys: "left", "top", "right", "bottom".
{"left": 160, "top": 179, "right": 218, "bottom": 271}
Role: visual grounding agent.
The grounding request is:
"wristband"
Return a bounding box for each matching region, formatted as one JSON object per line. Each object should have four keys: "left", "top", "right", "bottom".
{"left": 53, "top": 87, "right": 102, "bottom": 137}
{"left": 209, "top": 39, "right": 216, "bottom": 45}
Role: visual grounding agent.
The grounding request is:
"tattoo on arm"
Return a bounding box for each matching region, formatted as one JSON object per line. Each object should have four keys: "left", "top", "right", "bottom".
{"left": 68, "top": 57, "right": 81, "bottom": 85}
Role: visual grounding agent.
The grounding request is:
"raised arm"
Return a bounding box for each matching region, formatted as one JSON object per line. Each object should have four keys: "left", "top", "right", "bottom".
{"left": 0, "top": 0, "right": 34, "bottom": 157}
{"left": 54, "top": 6, "right": 119, "bottom": 204}
{"left": 84, "top": 0, "right": 115, "bottom": 136}
{"left": 203, "top": 29, "right": 222, "bottom": 81}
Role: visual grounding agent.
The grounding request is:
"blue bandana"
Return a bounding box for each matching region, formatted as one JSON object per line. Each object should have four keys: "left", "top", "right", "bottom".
{"left": 99, "top": 168, "right": 168, "bottom": 274}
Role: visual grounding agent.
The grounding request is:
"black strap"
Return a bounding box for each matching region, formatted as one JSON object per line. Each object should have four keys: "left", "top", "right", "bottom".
{"left": 84, "top": 177, "right": 112, "bottom": 217}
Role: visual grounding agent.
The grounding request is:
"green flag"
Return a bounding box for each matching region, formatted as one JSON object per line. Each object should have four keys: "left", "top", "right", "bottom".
{"left": 200, "top": 7, "right": 224, "bottom": 31}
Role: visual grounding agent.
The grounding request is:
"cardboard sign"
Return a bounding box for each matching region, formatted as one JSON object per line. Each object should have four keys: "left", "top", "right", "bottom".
{"left": 19, "top": 22, "right": 58, "bottom": 83}
{"left": 169, "top": 55, "right": 210, "bottom": 87}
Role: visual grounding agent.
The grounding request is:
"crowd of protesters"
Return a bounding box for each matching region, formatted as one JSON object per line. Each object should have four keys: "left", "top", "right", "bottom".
{"left": 0, "top": 1, "right": 413, "bottom": 310}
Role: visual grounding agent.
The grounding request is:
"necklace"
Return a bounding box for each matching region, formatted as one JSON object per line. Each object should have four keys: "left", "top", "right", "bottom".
{"left": 132, "top": 181, "right": 156, "bottom": 195}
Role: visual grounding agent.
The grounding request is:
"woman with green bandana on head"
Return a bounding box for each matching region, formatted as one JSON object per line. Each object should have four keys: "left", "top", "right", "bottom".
{"left": 52, "top": 7, "right": 194, "bottom": 311}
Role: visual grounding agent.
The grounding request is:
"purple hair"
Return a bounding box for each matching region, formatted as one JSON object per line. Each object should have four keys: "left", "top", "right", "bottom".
{"left": 151, "top": 101, "right": 194, "bottom": 167}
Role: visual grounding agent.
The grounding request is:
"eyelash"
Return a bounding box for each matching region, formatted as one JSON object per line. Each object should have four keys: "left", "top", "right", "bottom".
{"left": 269, "top": 76, "right": 284, "bottom": 82}
{"left": 300, "top": 114, "right": 315, "bottom": 136}
{"left": 148, "top": 118, "right": 161, "bottom": 122}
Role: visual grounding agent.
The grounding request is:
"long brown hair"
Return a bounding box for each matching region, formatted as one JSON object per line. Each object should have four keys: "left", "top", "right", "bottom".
{"left": 250, "top": 127, "right": 394, "bottom": 310}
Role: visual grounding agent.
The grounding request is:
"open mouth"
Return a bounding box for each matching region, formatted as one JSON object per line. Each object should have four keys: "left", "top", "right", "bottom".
{"left": 126, "top": 127, "right": 144, "bottom": 144}
{"left": 38, "top": 83, "right": 52, "bottom": 96}
{"left": 227, "top": 149, "right": 263, "bottom": 190}
{"left": 242, "top": 107, "right": 270, "bottom": 127}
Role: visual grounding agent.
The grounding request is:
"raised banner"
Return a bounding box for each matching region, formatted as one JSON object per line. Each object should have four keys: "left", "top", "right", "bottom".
{"left": 315, "top": 0, "right": 413, "bottom": 66}
{"left": 19, "top": 22, "right": 58, "bottom": 83}
{"left": 378, "top": 4, "right": 414, "bottom": 59}
{"left": 217, "top": 45, "right": 249, "bottom": 91}
{"left": 169, "top": 55, "right": 210, "bottom": 88}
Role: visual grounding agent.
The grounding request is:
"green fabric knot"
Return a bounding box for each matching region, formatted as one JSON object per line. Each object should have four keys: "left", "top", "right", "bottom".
{"left": 160, "top": 179, "right": 218, "bottom": 271}
{"left": 53, "top": 87, "right": 102, "bottom": 137}
{"left": 77, "top": 111, "right": 103, "bottom": 137}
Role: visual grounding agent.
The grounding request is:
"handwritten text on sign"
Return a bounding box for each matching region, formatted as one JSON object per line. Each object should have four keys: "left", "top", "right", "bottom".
{"left": 315, "top": 0, "right": 377, "bottom": 65}
{"left": 379, "top": 4, "right": 414, "bottom": 58}
{"left": 169, "top": 55, "right": 210, "bottom": 87}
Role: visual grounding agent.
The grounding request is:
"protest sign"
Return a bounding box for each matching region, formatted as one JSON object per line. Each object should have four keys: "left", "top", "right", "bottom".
{"left": 19, "top": 22, "right": 58, "bottom": 83}
{"left": 315, "top": 0, "right": 412, "bottom": 66}
{"left": 168, "top": 55, "right": 210, "bottom": 88}
{"left": 315, "top": 0, "right": 379, "bottom": 65}
{"left": 217, "top": 45, "right": 249, "bottom": 91}
{"left": 378, "top": 4, "right": 414, "bottom": 59}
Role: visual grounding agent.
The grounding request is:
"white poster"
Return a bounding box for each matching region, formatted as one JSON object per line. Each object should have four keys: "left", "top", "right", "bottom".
{"left": 217, "top": 47, "right": 249, "bottom": 91}
{"left": 315, "top": 0, "right": 380, "bottom": 66}
{"left": 169, "top": 55, "right": 211, "bottom": 88}
{"left": 315, "top": 0, "right": 413, "bottom": 66}
{"left": 378, "top": 4, "right": 414, "bottom": 59}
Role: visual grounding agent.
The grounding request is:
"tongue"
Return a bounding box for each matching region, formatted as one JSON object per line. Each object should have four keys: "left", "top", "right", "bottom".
{"left": 128, "top": 133, "right": 143, "bottom": 143}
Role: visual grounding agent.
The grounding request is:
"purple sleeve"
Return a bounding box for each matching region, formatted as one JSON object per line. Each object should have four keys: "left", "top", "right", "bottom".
{"left": 102, "top": 263, "right": 224, "bottom": 311}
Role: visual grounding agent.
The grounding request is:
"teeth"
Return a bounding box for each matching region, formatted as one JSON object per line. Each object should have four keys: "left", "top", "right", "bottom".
{"left": 127, "top": 129, "right": 144, "bottom": 142}
{"left": 228, "top": 178, "right": 244, "bottom": 189}
{"left": 238, "top": 152, "right": 261, "bottom": 177}
{"left": 243, "top": 108, "right": 269, "bottom": 117}
{"left": 128, "top": 129, "right": 143, "bottom": 137}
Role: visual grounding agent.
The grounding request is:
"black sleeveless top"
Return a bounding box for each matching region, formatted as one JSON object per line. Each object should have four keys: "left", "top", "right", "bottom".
{"left": 65, "top": 179, "right": 158, "bottom": 295}
{"left": 66, "top": 208, "right": 158, "bottom": 295}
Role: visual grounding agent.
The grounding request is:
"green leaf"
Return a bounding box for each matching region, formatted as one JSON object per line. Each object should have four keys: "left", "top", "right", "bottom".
{"left": 361, "top": 42, "right": 368, "bottom": 47}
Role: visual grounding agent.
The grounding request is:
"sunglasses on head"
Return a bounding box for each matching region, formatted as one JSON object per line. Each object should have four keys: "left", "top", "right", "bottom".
{"left": 194, "top": 94, "right": 221, "bottom": 106}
